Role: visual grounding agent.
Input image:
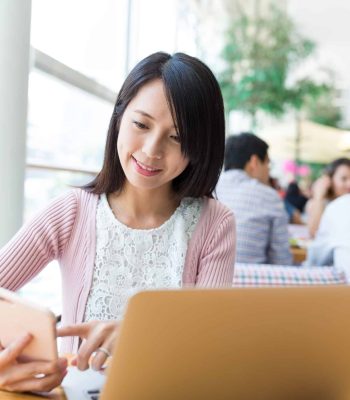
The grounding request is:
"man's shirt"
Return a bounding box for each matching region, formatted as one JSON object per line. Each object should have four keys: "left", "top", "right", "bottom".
{"left": 216, "top": 169, "right": 292, "bottom": 265}
{"left": 307, "top": 194, "right": 350, "bottom": 279}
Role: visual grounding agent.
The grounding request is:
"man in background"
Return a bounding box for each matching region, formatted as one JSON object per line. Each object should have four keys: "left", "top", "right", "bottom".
{"left": 216, "top": 133, "right": 292, "bottom": 265}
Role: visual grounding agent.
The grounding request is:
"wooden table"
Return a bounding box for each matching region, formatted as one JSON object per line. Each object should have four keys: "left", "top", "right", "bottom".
{"left": 290, "top": 246, "right": 307, "bottom": 264}
{"left": 0, "top": 387, "right": 66, "bottom": 400}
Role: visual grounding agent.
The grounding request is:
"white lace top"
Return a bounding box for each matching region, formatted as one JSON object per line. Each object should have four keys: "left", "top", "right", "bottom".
{"left": 84, "top": 194, "right": 203, "bottom": 322}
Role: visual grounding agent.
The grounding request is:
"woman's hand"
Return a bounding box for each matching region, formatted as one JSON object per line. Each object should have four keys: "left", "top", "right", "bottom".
{"left": 57, "top": 320, "right": 119, "bottom": 372}
{"left": 312, "top": 175, "right": 332, "bottom": 200}
{"left": 0, "top": 333, "right": 67, "bottom": 393}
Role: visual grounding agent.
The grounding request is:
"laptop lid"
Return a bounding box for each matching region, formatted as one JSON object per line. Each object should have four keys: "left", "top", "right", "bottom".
{"left": 100, "top": 287, "right": 350, "bottom": 400}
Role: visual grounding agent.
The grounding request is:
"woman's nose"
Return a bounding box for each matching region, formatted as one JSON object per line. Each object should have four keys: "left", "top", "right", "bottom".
{"left": 142, "top": 136, "right": 163, "bottom": 160}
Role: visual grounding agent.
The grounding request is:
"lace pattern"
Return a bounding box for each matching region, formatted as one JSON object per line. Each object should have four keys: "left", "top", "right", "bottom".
{"left": 84, "top": 194, "right": 203, "bottom": 322}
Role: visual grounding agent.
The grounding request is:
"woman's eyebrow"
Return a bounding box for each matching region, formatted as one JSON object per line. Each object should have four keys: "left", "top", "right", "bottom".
{"left": 133, "top": 109, "right": 155, "bottom": 120}
{"left": 133, "top": 109, "right": 176, "bottom": 129}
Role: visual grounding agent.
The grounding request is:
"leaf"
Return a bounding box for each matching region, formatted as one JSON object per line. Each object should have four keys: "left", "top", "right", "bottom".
{"left": 218, "top": 2, "right": 340, "bottom": 124}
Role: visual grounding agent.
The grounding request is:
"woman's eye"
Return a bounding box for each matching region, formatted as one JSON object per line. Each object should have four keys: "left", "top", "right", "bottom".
{"left": 133, "top": 120, "right": 148, "bottom": 129}
{"left": 170, "top": 135, "right": 181, "bottom": 143}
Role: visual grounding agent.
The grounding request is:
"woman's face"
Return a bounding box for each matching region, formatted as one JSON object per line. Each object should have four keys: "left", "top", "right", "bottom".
{"left": 117, "top": 79, "right": 189, "bottom": 194}
{"left": 332, "top": 165, "right": 350, "bottom": 197}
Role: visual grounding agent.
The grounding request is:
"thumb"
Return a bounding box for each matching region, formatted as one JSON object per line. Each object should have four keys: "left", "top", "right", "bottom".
{"left": 0, "top": 333, "right": 32, "bottom": 366}
{"left": 57, "top": 324, "right": 87, "bottom": 338}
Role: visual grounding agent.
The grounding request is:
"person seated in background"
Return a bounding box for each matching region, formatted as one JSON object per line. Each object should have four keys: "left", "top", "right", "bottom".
{"left": 268, "top": 176, "right": 284, "bottom": 198}
{"left": 269, "top": 177, "right": 303, "bottom": 225}
{"left": 216, "top": 133, "right": 292, "bottom": 265}
{"left": 284, "top": 199, "right": 303, "bottom": 225}
{"left": 285, "top": 181, "right": 308, "bottom": 214}
{"left": 306, "top": 158, "right": 350, "bottom": 238}
{"left": 306, "top": 194, "right": 350, "bottom": 280}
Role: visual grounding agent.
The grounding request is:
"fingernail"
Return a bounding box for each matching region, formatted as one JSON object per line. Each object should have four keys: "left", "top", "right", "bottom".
{"left": 92, "top": 362, "right": 101, "bottom": 371}
{"left": 18, "top": 332, "right": 32, "bottom": 345}
{"left": 23, "top": 332, "right": 33, "bottom": 340}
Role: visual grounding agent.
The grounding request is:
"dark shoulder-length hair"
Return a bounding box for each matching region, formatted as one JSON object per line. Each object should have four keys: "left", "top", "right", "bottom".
{"left": 325, "top": 157, "right": 350, "bottom": 178}
{"left": 83, "top": 51, "right": 225, "bottom": 198}
{"left": 324, "top": 157, "right": 350, "bottom": 198}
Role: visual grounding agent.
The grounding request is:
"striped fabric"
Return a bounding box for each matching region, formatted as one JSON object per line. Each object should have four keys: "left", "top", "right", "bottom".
{"left": 0, "top": 189, "right": 236, "bottom": 352}
{"left": 233, "top": 263, "right": 347, "bottom": 287}
{"left": 216, "top": 170, "right": 292, "bottom": 265}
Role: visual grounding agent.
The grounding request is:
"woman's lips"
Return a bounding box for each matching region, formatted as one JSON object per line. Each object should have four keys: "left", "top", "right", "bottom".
{"left": 132, "top": 156, "right": 162, "bottom": 177}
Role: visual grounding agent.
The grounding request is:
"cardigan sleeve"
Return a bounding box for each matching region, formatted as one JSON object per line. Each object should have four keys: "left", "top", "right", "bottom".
{"left": 195, "top": 211, "right": 236, "bottom": 287}
{"left": 0, "top": 190, "right": 78, "bottom": 291}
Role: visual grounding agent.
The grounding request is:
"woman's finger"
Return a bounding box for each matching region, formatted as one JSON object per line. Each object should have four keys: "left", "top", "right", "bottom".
{"left": 91, "top": 347, "right": 110, "bottom": 371}
{"left": 75, "top": 322, "right": 118, "bottom": 371}
{"left": 90, "top": 324, "right": 118, "bottom": 371}
{"left": 2, "top": 368, "right": 67, "bottom": 393}
{"left": 75, "top": 336, "right": 103, "bottom": 371}
{"left": 57, "top": 323, "right": 90, "bottom": 338}
{"left": 0, "top": 358, "right": 67, "bottom": 388}
{"left": 0, "top": 333, "right": 32, "bottom": 368}
{"left": 70, "top": 357, "right": 77, "bottom": 366}
{"left": 58, "top": 322, "right": 100, "bottom": 370}
{"left": 90, "top": 339, "right": 114, "bottom": 372}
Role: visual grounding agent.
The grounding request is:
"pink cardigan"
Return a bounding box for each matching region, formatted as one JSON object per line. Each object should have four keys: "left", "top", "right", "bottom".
{"left": 0, "top": 189, "right": 236, "bottom": 352}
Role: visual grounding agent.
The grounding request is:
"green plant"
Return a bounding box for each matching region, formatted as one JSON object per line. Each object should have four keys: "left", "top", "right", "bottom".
{"left": 219, "top": 3, "right": 334, "bottom": 129}
{"left": 304, "top": 85, "right": 342, "bottom": 128}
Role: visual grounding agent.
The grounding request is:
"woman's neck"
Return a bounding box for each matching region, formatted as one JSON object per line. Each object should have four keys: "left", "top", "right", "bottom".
{"left": 107, "top": 184, "right": 181, "bottom": 229}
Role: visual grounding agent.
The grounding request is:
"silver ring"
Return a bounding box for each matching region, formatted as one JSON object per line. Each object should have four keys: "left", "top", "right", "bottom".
{"left": 96, "top": 346, "right": 111, "bottom": 357}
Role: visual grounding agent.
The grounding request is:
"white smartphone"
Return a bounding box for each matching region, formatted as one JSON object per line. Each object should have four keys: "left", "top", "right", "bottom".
{"left": 0, "top": 287, "right": 58, "bottom": 362}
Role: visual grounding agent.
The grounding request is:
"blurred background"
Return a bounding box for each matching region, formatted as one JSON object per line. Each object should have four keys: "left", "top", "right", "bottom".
{"left": 1, "top": 0, "right": 350, "bottom": 313}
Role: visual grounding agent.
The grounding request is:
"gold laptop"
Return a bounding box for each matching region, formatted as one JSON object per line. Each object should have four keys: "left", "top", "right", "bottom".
{"left": 100, "top": 286, "right": 350, "bottom": 400}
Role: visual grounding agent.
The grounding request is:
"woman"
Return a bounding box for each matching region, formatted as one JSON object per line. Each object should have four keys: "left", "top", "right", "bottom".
{"left": 0, "top": 52, "right": 235, "bottom": 392}
{"left": 306, "top": 158, "right": 350, "bottom": 237}
{"left": 285, "top": 182, "right": 308, "bottom": 214}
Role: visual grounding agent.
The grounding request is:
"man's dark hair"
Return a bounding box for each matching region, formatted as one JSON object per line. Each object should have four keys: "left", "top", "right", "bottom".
{"left": 83, "top": 51, "right": 225, "bottom": 198}
{"left": 224, "top": 132, "right": 269, "bottom": 171}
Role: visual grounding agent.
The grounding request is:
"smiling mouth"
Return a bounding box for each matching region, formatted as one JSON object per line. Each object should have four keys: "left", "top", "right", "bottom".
{"left": 132, "top": 156, "right": 162, "bottom": 172}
